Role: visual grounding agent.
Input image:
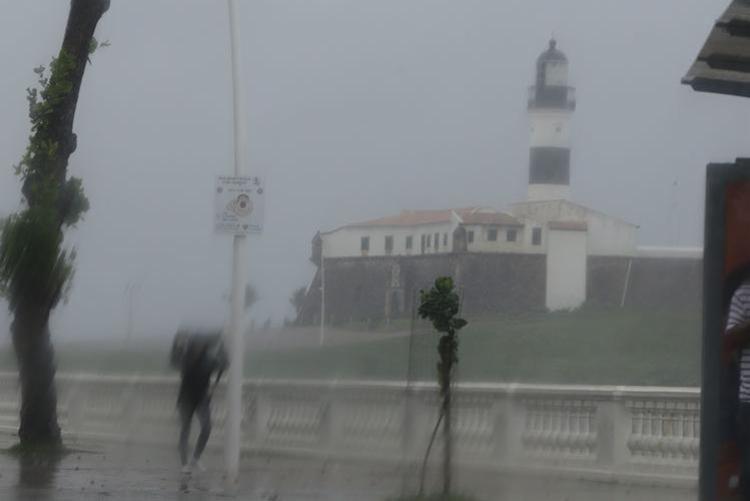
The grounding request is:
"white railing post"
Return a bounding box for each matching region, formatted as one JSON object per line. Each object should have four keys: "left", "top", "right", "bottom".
{"left": 419, "top": 385, "right": 442, "bottom": 461}
{"left": 403, "top": 384, "right": 429, "bottom": 461}
{"left": 596, "top": 388, "right": 630, "bottom": 469}
{"left": 320, "top": 386, "right": 334, "bottom": 454}
{"left": 396, "top": 383, "right": 439, "bottom": 470}
{"left": 65, "top": 374, "right": 86, "bottom": 444}
{"left": 241, "top": 381, "right": 257, "bottom": 451}
{"left": 402, "top": 386, "right": 415, "bottom": 456}
{"left": 123, "top": 375, "right": 141, "bottom": 444}
{"left": 495, "top": 385, "right": 523, "bottom": 464}
{"left": 256, "top": 386, "right": 270, "bottom": 448}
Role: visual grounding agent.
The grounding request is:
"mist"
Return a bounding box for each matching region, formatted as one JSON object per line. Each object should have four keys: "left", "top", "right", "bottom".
{"left": 0, "top": 0, "right": 745, "bottom": 342}
{"left": 4, "top": 1, "right": 748, "bottom": 499}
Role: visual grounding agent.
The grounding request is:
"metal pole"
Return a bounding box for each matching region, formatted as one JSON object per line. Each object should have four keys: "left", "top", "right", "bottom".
{"left": 620, "top": 258, "right": 633, "bottom": 308}
{"left": 319, "top": 257, "right": 325, "bottom": 346}
{"left": 225, "top": 0, "right": 247, "bottom": 487}
{"left": 124, "top": 281, "right": 140, "bottom": 344}
{"left": 406, "top": 288, "right": 418, "bottom": 385}
{"left": 127, "top": 286, "right": 133, "bottom": 342}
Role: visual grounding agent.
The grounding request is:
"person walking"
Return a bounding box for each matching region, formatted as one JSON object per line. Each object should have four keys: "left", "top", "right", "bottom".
{"left": 725, "top": 267, "right": 750, "bottom": 499}
{"left": 173, "top": 333, "right": 227, "bottom": 474}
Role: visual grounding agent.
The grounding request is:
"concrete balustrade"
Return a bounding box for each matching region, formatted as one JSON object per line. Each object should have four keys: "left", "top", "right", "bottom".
{"left": 0, "top": 373, "right": 699, "bottom": 493}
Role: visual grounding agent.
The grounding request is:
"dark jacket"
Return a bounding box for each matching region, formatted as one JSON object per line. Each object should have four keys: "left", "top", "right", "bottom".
{"left": 178, "top": 347, "right": 216, "bottom": 409}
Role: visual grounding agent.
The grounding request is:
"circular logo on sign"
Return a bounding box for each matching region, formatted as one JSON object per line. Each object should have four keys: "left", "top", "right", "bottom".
{"left": 230, "top": 194, "right": 253, "bottom": 217}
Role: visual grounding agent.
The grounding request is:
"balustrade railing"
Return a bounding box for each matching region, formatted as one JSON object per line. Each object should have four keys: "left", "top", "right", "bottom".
{"left": 0, "top": 373, "right": 698, "bottom": 486}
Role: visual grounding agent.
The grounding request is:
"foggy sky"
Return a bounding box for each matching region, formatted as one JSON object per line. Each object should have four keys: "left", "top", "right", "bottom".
{"left": 1, "top": 0, "right": 748, "bottom": 342}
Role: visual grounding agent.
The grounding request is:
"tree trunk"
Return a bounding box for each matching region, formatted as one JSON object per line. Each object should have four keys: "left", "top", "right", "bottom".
{"left": 12, "top": 303, "right": 60, "bottom": 446}
{"left": 440, "top": 330, "right": 458, "bottom": 496}
{"left": 442, "top": 382, "right": 452, "bottom": 496}
{"left": 418, "top": 409, "right": 444, "bottom": 497}
{"left": 11, "top": 0, "right": 108, "bottom": 448}
{"left": 50, "top": 0, "right": 111, "bottom": 165}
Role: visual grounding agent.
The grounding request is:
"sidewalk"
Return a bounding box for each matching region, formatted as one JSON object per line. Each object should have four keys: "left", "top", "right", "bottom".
{"left": 0, "top": 436, "right": 694, "bottom": 501}
{"left": 0, "top": 438, "right": 410, "bottom": 500}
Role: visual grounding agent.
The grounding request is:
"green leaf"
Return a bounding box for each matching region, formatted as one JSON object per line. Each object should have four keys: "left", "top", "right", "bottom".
{"left": 452, "top": 318, "right": 468, "bottom": 330}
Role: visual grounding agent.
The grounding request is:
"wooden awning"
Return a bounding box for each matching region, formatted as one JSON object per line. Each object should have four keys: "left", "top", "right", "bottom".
{"left": 683, "top": 0, "right": 750, "bottom": 97}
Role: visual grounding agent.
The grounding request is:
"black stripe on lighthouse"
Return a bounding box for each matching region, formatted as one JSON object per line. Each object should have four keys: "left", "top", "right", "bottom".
{"left": 529, "top": 147, "right": 570, "bottom": 185}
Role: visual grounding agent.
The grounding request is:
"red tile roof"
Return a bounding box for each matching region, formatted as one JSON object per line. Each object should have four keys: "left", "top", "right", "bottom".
{"left": 344, "top": 208, "right": 523, "bottom": 228}
{"left": 348, "top": 208, "right": 481, "bottom": 228}
{"left": 461, "top": 212, "right": 522, "bottom": 227}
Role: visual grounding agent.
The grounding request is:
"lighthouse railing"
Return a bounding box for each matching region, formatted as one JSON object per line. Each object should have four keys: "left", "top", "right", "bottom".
{"left": 527, "top": 85, "right": 576, "bottom": 110}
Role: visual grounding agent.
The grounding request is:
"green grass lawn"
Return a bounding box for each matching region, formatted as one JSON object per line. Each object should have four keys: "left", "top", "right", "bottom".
{"left": 246, "top": 308, "right": 701, "bottom": 386}
{"left": 0, "top": 307, "right": 702, "bottom": 386}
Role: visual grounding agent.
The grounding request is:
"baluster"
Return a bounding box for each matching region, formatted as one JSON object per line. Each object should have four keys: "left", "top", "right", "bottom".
{"left": 630, "top": 402, "right": 645, "bottom": 456}
{"left": 655, "top": 407, "right": 666, "bottom": 462}
{"left": 537, "top": 403, "right": 546, "bottom": 451}
{"left": 540, "top": 402, "right": 551, "bottom": 454}
{"left": 571, "top": 405, "right": 581, "bottom": 454}
{"left": 561, "top": 403, "right": 572, "bottom": 454}
{"left": 586, "top": 404, "right": 596, "bottom": 455}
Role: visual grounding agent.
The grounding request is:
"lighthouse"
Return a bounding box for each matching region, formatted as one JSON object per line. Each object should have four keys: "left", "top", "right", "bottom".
{"left": 527, "top": 39, "right": 575, "bottom": 202}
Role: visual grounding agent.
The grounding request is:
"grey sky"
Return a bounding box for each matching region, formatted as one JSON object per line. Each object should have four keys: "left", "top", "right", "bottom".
{"left": 1, "top": 0, "right": 748, "bottom": 341}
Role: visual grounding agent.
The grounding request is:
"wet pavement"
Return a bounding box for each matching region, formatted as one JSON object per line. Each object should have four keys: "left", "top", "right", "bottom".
{"left": 0, "top": 437, "right": 412, "bottom": 500}
{"left": 0, "top": 436, "right": 695, "bottom": 501}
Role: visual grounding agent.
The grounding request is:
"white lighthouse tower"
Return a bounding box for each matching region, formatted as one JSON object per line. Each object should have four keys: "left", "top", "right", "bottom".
{"left": 527, "top": 39, "right": 575, "bottom": 202}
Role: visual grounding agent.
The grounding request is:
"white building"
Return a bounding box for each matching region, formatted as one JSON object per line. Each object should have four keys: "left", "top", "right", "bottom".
{"left": 317, "top": 40, "right": 639, "bottom": 312}
{"left": 510, "top": 200, "right": 638, "bottom": 257}
{"left": 320, "top": 207, "right": 546, "bottom": 259}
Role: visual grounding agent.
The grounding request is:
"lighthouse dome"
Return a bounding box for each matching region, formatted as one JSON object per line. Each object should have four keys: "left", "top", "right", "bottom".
{"left": 535, "top": 38, "right": 570, "bottom": 91}
{"left": 537, "top": 38, "right": 567, "bottom": 65}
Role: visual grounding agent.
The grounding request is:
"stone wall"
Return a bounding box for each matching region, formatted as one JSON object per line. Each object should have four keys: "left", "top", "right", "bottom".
{"left": 456, "top": 253, "right": 547, "bottom": 315}
{"left": 300, "top": 253, "right": 546, "bottom": 324}
{"left": 587, "top": 256, "right": 630, "bottom": 307}
{"left": 298, "top": 253, "right": 702, "bottom": 324}
{"left": 588, "top": 256, "right": 702, "bottom": 310}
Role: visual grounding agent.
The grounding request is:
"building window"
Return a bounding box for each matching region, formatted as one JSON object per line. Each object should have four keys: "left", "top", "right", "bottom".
{"left": 434, "top": 233, "right": 440, "bottom": 251}
{"left": 406, "top": 235, "right": 413, "bottom": 250}
{"left": 487, "top": 228, "right": 498, "bottom": 241}
{"left": 426, "top": 234, "right": 431, "bottom": 248}
{"left": 361, "top": 236, "right": 370, "bottom": 252}
{"left": 443, "top": 233, "right": 448, "bottom": 247}
{"left": 385, "top": 235, "right": 393, "bottom": 255}
{"left": 421, "top": 234, "right": 426, "bottom": 253}
{"left": 532, "top": 228, "right": 542, "bottom": 246}
{"left": 467, "top": 230, "right": 474, "bottom": 243}
{"left": 507, "top": 229, "right": 517, "bottom": 242}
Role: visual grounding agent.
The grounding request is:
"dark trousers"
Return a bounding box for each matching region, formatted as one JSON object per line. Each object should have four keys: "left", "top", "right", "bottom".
{"left": 179, "top": 396, "right": 212, "bottom": 466}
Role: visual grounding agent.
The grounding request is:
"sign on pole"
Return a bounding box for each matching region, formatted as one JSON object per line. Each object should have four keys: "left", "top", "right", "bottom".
{"left": 214, "top": 175, "right": 264, "bottom": 234}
